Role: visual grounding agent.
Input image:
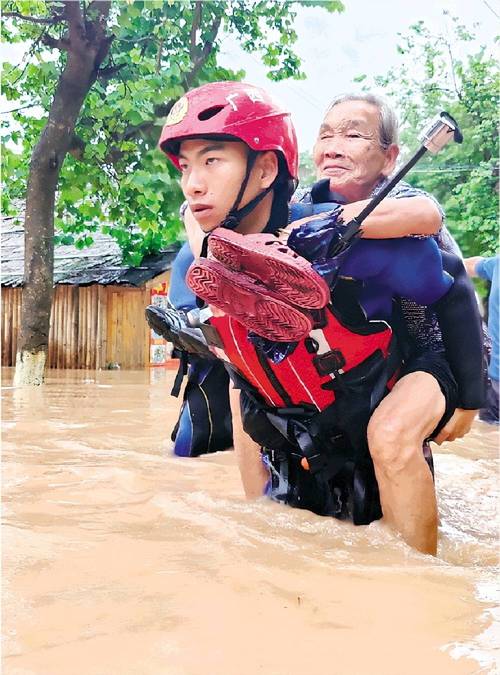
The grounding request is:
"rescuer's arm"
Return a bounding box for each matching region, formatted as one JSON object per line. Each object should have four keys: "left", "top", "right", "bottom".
{"left": 184, "top": 206, "right": 206, "bottom": 258}
{"left": 229, "top": 385, "right": 269, "bottom": 498}
{"left": 432, "top": 252, "right": 485, "bottom": 442}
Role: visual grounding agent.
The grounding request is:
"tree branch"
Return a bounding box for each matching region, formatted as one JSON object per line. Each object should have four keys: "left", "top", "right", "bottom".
{"left": 482, "top": 0, "right": 500, "bottom": 19}
{"left": 201, "top": 13, "right": 222, "bottom": 62}
{"left": 3, "top": 11, "right": 58, "bottom": 25}
{"left": 190, "top": 2, "right": 202, "bottom": 59}
{"left": 104, "top": 101, "right": 176, "bottom": 163}
{"left": 156, "top": 37, "right": 164, "bottom": 74}
{"left": 184, "top": 13, "right": 221, "bottom": 89}
{"left": 64, "top": 1, "right": 86, "bottom": 48}
{"left": 97, "top": 62, "right": 126, "bottom": 80}
{"left": 59, "top": 1, "right": 112, "bottom": 71}
{"left": 42, "top": 33, "right": 69, "bottom": 51}
{"left": 445, "top": 41, "right": 462, "bottom": 100}
{"left": 121, "top": 118, "right": 162, "bottom": 141}
{"left": 87, "top": 1, "right": 112, "bottom": 23}
{"left": 122, "top": 101, "right": 176, "bottom": 139}
{"left": 0, "top": 103, "right": 38, "bottom": 114}
{"left": 85, "top": 2, "right": 113, "bottom": 69}
{"left": 68, "top": 134, "right": 86, "bottom": 159}
{"left": 10, "top": 27, "right": 51, "bottom": 84}
{"left": 95, "top": 34, "right": 114, "bottom": 70}
{"left": 154, "top": 102, "right": 174, "bottom": 118}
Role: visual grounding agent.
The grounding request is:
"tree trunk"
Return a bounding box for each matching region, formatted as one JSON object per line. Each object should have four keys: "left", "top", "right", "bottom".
{"left": 14, "top": 1, "right": 111, "bottom": 385}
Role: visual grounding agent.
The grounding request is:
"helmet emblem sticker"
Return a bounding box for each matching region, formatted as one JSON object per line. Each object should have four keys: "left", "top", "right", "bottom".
{"left": 165, "top": 96, "right": 188, "bottom": 126}
{"left": 226, "top": 94, "right": 240, "bottom": 111}
{"left": 226, "top": 89, "right": 265, "bottom": 111}
{"left": 245, "top": 88, "right": 265, "bottom": 103}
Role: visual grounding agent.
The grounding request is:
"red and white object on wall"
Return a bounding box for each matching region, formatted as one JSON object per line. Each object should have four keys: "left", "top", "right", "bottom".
{"left": 149, "top": 282, "right": 172, "bottom": 366}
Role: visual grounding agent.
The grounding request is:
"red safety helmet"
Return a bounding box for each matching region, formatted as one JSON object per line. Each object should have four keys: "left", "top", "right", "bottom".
{"left": 159, "top": 81, "right": 298, "bottom": 181}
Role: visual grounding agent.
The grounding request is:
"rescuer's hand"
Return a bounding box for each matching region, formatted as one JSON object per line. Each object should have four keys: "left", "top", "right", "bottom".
{"left": 433, "top": 408, "right": 477, "bottom": 444}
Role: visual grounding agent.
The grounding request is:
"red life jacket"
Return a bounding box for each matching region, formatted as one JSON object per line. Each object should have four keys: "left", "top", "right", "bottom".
{"left": 210, "top": 303, "right": 397, "bottom": 413}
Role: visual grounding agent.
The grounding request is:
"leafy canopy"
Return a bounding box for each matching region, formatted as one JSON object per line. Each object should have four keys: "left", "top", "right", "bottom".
{"left": 1, "top": 0, "right": 344, "bottom": 265}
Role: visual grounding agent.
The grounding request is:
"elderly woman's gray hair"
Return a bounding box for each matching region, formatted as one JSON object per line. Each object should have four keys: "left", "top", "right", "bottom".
{"left": 325, "top": 93, "right": 399, "bottom": 149}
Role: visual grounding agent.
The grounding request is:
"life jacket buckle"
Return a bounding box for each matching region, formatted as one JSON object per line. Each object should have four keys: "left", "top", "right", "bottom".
{"left": 300, "top": 452, "right": 328, "bottom": 474}
{"left": 313, "top": 349, "right": 346, "bottom": 377}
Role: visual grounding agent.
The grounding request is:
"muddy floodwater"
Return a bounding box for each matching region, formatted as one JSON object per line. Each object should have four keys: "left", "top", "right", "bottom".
{"left": 2, "top": 367, "right": 499, "bottom": 675}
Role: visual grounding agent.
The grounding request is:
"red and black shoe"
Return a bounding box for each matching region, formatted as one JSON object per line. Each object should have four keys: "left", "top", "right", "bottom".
{"left": 207, "top": 227, "right": 330, "bottom": 310}
{"left": 186, "top": 258, "right": 313, "bottom": 342}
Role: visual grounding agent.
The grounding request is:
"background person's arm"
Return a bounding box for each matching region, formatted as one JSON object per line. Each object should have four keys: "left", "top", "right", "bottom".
{"left": 465, "top": 255, "right": 497, "bottom": 284}
{"left": 463, "top": 255, "right": 485, "bottom": 278}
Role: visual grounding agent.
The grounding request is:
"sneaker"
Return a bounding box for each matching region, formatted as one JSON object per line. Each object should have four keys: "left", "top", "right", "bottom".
{"left": 145, "top": 305, "right": 217, "bottom": 360}
{"left": 186, "top": 258, "right": 312, "bottom": 342}
{"left": 207, "top": 227, "right": 330, "bottom": 309}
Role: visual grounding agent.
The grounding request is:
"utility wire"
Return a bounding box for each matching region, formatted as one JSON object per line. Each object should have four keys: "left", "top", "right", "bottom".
{"left": 482, "top": 0, "right": 500, "bottom": 19}
{"left": 219, "top": 35, "right": 325, "bottom": 112}
{"left": 410, "top": 167, "right": 494, "bottom": 173}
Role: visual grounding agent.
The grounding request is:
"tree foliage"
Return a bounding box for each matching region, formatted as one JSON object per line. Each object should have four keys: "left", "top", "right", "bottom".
{"left": 356, "top": 16, "right": 498, "bottom": 257}
{"left": 1, "top": 0, "right": 344, "bottom": 265}
{"left": 298, "top": 149, "right": 317, "bottom": 186}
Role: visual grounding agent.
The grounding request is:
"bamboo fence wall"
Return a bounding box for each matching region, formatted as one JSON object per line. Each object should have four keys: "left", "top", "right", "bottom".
{"left": 1, "top": 287, "right": 22, "bottom": 368}
{"left": 2, "top": 283, "right": 153, "bottom": 370}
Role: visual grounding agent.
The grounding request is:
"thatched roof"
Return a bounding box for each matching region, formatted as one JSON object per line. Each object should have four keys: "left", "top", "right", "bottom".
{"left": 1, "top": 218, "right": 180, "bottom": 287}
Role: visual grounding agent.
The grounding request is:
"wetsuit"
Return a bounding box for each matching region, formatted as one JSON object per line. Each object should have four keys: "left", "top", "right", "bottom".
{"left": 167, "top": 242, "right": 233, "bottom": 457}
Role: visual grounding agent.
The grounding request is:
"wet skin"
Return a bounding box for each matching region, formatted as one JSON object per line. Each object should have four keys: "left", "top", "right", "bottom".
{"left": 178, "top": 139, "right": 277, "bottom": 234}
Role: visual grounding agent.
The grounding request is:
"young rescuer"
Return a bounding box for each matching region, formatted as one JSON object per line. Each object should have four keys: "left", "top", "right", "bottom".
{"left": 156, "top": 81, "right": 484, "bottom": 554}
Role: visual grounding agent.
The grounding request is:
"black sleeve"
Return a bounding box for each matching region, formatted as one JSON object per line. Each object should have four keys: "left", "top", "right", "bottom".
{"left": 432, "top": 252, "right": 486, "bottom": 409}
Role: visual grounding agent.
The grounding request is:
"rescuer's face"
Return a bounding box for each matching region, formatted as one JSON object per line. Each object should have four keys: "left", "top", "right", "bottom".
{"left": 178, "top": 139, "right": 265, "bottom": 232}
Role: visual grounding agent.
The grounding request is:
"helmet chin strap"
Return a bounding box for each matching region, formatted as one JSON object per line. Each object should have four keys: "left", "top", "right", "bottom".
{"left": 219, "top": 149, "right": 274, "bottom": 231}
{"left": 199, "top": 149, "right": 278, "bottom": 259}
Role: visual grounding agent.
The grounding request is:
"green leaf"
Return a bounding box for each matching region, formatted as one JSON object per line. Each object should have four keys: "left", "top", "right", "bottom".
{"left": 64, "top": 185, "right": 84, "bottom": 202}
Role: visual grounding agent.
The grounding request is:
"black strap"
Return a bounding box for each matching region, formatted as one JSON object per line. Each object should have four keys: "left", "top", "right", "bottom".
{"left": 369, "top": 335, "right": 401, "bottom": 412}
{"left": 219, "top": 149, "right": 283, "bottom": 231}
{"left": 220, "top": 150, "right": 259, "bottom": 230}
{"left": 221, "top": 184, "right": 275, "bottom": 230}
{"left": 171, "top": 350, "right": 189, "bottom": 397}
{"left": 264, "top": 411, "right": 346, "bottom": 479}
{"left": 200, "top": 234, "right": 209, "bottom": 258}
{"left": 255, "top": 347, "right": 294, "bottom": 408}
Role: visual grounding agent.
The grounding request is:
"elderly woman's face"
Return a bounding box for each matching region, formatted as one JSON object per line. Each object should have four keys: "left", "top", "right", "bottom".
{"left": 312, "top": 100, "right": 397, "bottom": 203}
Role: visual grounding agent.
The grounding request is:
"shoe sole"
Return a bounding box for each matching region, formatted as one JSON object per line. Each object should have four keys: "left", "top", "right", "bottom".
{"left": 146, "top": 306, "right": 179, "bottom": 342}
{"left": 208, "top": 228, "right": 330, "bottom": 309}
{"left": 186, "top": 259, "right": 312, "bottom": 342}
{"left": 145, "top": 306, "right": 215, "bottom": 359}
